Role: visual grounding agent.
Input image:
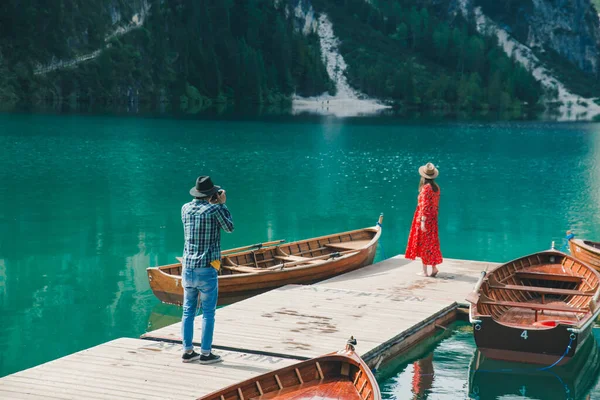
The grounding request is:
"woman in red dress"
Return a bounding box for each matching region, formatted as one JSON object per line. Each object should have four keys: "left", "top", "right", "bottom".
{"left": 406, "top": 163, "right": 443, "bottom": 277}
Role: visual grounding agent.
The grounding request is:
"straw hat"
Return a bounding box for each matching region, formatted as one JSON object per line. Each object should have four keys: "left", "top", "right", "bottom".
{"left": 418, "top": 163, "right": 439, "bottom": 179}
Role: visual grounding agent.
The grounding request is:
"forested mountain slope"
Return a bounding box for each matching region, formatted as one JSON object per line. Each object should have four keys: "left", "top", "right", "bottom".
{"left": 0, "top": 0, "right": 598, "bottom": 116}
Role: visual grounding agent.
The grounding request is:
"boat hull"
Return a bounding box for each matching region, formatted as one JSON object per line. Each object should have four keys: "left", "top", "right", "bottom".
{"left": 569, "top": 239, "right": 600, "bottom": 271}
{"left": 197, "top": 347, "right": 381, "bottom": 400}
{"left": 148, "top": 239, "right": 378, "bottom": 306}
{"left": 472, "top": 316, "right": 592, "bottom": 365}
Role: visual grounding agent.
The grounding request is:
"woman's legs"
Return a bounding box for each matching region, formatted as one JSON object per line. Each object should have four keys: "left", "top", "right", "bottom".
{"left": 422, "top": 263, "right": 429, "bottom": 276}
{"left": 430, "top": 265, "right": 439, "bottom": 277}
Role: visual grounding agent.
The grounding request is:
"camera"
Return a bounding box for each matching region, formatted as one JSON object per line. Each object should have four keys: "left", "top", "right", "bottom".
{"left": 210, "top": 190, "right": 225, "bottom": 204}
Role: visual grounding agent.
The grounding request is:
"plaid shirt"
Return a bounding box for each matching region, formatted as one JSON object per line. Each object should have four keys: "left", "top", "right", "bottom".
{"left": 181, "top": 199, "right": 234, "bottom": 269}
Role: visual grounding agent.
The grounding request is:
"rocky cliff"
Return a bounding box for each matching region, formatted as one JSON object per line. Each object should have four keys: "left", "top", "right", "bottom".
{"left": 473, "top": 0, "right": 600, "bottom": 77}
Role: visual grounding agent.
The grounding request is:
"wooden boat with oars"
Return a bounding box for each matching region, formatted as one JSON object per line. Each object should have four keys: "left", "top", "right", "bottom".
{"left": 466, "top": 249, "right": 600, "bottom": 365}
{"left": 147, "top": 215, "right": 382, "bottom": 306}
{"left": 569, "top": 238, "right": 600, "bottom": 271}
{"left": 197, "top": 337, "right": 380, "bottom": 400}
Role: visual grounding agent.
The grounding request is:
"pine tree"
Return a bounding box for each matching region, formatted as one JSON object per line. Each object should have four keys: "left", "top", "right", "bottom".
{"left": 408, "top": 7, "right": 421, "bottom": 49}
{"left": 432, "top": 23, "right": 450, "bottom": 61}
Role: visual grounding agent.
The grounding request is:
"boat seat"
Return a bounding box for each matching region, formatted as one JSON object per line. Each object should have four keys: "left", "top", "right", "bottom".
{"left": 274, "top": 255, "right": 322, "bottom": 265}
{"left": 325, "top": 240, "right": 371, "bottom": 251}
{"left": 222, "top": 265, "right": 262, "bottom": 273}
{"left": 478, "top": 294, "right": 589, "bottom": 314}
{"left": 515, "top": 271, "right": 584, "bottom": 284}
{"left": 488, "top": 275, "right": 595, "bottom": 296}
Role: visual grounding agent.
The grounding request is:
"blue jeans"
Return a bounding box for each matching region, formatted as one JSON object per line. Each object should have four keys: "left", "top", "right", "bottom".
{"left": 181, "top": 267, "right": 218, "bottom": 355}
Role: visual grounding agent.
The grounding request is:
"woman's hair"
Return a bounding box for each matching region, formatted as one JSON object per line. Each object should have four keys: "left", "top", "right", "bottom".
{"left": 419, "top": 177, "right": 440, "bottom": 193}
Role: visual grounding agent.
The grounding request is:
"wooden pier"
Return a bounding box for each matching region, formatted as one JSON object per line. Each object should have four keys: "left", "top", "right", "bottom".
{"left": 0, "top": 255, "right": 494, "bottom": 399}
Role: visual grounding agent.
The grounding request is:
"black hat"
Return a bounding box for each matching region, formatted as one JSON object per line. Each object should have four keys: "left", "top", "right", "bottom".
{"left": 190, "top": 176, "right": 221, "bottom": 198}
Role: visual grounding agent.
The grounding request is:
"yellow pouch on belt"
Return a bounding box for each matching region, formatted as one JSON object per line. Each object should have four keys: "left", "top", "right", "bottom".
{"left": 210, "top": 260, "right": 221, "bottom": 271}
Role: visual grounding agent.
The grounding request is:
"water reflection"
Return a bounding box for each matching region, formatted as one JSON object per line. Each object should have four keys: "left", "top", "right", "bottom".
{"left": 411, "top": 353, "right": 435, "bottom": 399}
{"left": 468, "top": 334, "right": 600, "bottom": 400}
{"left": 377, "top": 323, "right": 473, "bottom": 399}
{"left": 146, "top": 302, "right": 182, "bottom": 332}
{"left": 378, "top": 323, "right": 600, "bottom": 400}
{"left": 3, "top": 102, "right": 539, "bottom": 121}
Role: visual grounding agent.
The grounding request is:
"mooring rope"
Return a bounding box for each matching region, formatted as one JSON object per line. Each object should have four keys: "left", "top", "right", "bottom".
{"left": 538, "top": 334, "right": 576, "bottom": 371}
{"left": 562, "top": 231, "right": 575, "bottom": 252}
{"left": 376, "top": 220, "right": 386, "bottom": 260}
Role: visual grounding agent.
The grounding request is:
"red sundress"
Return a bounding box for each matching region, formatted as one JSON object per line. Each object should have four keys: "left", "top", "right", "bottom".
{"left": 405, "top": 184, "right": 443, "bottom": 266}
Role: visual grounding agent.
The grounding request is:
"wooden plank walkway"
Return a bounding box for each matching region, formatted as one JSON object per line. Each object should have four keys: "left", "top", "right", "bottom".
{"left": 0, "top": 255, "right": 495, "bottom": 399}
{"left": 141, "top": 256, "right": 495, "bottom": 363}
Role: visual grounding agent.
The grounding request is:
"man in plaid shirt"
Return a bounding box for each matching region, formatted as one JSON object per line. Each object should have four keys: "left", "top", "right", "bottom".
{"left": 181, "top": 176, "right": 234, "bottom": 364}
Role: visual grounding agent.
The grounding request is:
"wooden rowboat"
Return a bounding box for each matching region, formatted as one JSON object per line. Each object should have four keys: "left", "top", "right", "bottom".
{"left": 569, "top": 238, "right": 600, "bottom": 271}
{"left": 147, "top": 215, "right": 382, "bottom": 306}
{"left": 466, "top": 250, "right": 600, "bottom": 365}
{"left": 197, "top": 337, "right": 381, "bottom": 400}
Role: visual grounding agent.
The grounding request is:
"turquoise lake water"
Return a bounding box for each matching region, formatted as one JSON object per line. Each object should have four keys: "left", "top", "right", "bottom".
{"left": 2, "top": 113, "right": 600, "bottom": 397}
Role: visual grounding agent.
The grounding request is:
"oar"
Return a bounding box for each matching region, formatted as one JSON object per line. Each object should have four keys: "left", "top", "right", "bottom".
{"left": 224, "top": 250, "right": 359, "bottom": 273}
{"left": 265, "top": 250, "right": 359, "bottom": 270}
{"left": 465, "top": 268, "right": 489, "bottom": 304}
{"left": 176, "top": 239, "right": 286, "bottom": 262}
{"left": 222, "top": 239, "right": 285, "bottom": 255}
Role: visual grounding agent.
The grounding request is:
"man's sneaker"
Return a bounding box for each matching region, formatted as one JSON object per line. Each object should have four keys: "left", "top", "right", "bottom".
{"left": 199, "top": 353, "right": 222, "bottom": 365}
{"left": 182, "top": 351, "right": 201, "bottom": 363}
